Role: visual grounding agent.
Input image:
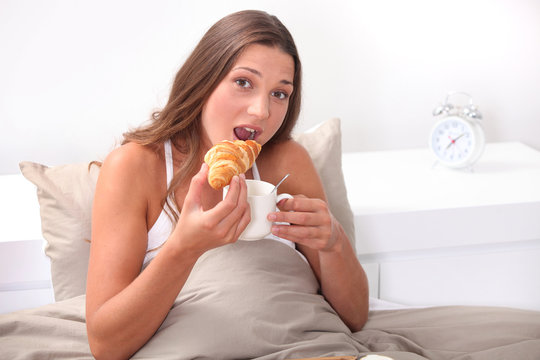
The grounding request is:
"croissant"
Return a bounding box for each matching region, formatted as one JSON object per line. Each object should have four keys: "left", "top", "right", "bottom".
{"left": 204, "top": 140, "right": 262, "bottom": 189}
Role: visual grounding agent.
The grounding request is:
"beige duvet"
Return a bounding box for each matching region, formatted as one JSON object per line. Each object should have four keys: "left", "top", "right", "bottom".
{"left": 1, "top": 240, "right": 539, "bottom": 359}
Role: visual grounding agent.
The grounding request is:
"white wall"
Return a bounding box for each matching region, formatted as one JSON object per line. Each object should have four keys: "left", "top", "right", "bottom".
{"left": 1, "top": 0, "right": 539, "bottom": 174}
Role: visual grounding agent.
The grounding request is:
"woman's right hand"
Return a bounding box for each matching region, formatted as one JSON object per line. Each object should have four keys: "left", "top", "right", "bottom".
{"left": 170, "top": 163, "right": 251, "bottom": 255}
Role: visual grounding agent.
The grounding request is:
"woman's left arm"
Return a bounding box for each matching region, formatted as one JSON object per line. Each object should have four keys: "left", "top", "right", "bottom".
{"left": 265, "top": 141, "right": 369, "bottom": 331}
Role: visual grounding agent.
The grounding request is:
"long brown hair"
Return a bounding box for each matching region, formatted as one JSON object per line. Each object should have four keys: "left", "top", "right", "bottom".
{"left": 123, "top": 10, "right": 302, "bottom": 221}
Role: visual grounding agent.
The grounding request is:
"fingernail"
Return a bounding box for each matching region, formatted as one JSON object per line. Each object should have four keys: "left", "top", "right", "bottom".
{"left": 268, "top": 213, "right": 277, "bottom": 221}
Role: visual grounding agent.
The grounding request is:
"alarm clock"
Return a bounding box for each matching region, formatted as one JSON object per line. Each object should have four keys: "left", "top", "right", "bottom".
{"left": 429, "top": 92, "right": 485, "bottom": 169}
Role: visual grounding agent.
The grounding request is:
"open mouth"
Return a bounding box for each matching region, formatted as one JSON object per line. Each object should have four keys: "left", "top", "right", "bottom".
{"left": 234, "top": 127, "right": 258, "bottom": 141}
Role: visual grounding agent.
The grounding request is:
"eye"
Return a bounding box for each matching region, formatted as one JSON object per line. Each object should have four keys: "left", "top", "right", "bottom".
{"left": 235, "top": 78, "right": 252, "bottom": 89}
{"left": 271, "top": 90, "right": 289, "bottom": 100}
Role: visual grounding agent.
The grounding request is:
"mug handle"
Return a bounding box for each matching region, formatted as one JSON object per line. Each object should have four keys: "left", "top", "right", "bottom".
{"left": 274, "top": 193, "right": 293, "bottom": 226}
{"left": 276, "top": 193, "right": 293, "bottom": 204}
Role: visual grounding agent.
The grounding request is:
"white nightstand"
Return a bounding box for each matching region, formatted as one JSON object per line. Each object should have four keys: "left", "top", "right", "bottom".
{"left": 0, "top": 174, "right": 54, "bottom": 314}
{"left": 343, "top": 142, "right": 540, "bottom": 311}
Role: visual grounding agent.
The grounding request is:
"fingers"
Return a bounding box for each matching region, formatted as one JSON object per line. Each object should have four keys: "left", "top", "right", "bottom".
{"left": 212, "top": 174, "right": 247, "bottom": 219}
{"left": 269, "top": 196, "right": 337, "bottom": 251}
{"left": 208, "top": 174, "right": 250, "bottom": 240}
{"left": 184, "top": 165, "right": 248, "bottom": 230}
{"left": 172, "top": 165, "right": 253, "bottom": 256}
{"left": 223, "top": 175, "right": 242, "bottom": 203}
{"left": 182, "top": 163, "right": 209, "bottom": 212}
{"left": 271, "top": 196, "right": 327, "bottom": 226}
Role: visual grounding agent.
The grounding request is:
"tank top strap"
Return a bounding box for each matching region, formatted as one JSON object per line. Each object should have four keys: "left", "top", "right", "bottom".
{"left": 251, "top": 161, "right": 261, "bottom": 180}
{"left": 164, "top": 139, "right": 174, "bottom": 187}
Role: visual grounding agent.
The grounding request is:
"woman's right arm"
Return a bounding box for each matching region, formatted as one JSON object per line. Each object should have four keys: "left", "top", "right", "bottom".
{"left": 86, "top": 145, "right": 249, "bottom": 360}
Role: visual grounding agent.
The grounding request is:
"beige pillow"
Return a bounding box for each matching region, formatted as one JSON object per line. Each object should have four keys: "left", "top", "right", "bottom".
{"left": 19, "top": 162, "right": 99, "bottom": 301}
{"left": 293, "top": 117, "right": 356, "bottom": 250}
{"left": 20, "top": 117, "right": 355, "bottom": 301}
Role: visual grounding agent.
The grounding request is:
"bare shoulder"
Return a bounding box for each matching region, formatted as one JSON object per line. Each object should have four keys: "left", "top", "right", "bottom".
{"left": 100, "top": 142, "right": 163, "bottom": 188}
{"left": 259, "top": 139, "right": 325, "bottom": 199}
{"left": 260, "top": 139, "right": 311, "bottom": 168}
{"left": 102, "top": 142, "right": 159, "bottom": 174}
{"left": 95, "top": 142, "right": 166, "bottom": 219}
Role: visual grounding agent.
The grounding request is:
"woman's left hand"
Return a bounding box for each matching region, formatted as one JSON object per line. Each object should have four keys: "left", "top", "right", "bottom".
{"left": 268, "top": 195, "right": 340, "bottom": 252}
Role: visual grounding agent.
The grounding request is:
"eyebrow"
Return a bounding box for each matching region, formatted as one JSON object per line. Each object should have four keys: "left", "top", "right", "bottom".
{"left": 233, "top": 66, "right": 294, "bottom": 86}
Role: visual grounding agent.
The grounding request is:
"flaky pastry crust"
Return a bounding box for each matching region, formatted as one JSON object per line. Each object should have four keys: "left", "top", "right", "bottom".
{"left": 204, "top": 140, "right": 262, "bottom": 189}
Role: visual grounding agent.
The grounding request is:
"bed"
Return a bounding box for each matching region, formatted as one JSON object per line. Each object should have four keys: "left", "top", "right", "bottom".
{"left": 1, "top": 118, "right": 539, "bottom": 360}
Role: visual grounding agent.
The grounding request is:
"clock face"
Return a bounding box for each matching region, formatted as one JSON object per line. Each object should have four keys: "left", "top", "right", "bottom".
{"left": 429, "top": 116, "right": 481, "bottom": 167}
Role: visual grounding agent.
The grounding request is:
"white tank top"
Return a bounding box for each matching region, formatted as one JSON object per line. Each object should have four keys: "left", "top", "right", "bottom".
{"left": 142, "top": 140, "right": 297, "bottom": 268}
{"left": 143, "top": 140, "right": 175, "bottom": 267}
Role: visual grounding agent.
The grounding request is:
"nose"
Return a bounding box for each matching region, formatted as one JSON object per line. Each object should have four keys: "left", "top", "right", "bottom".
{"left": 247, "top": 94, "right": 270, "bottom": 121}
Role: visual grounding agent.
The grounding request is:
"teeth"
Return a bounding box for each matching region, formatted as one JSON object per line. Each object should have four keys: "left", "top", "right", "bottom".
{"left": 234, "top": 127, "right": 258, "bottom": 141}
{"left": 247, "top": 128, "right": 256, "bottom": 140}
{"left": 243, "top": 127, "right": 256, "bottom": 140}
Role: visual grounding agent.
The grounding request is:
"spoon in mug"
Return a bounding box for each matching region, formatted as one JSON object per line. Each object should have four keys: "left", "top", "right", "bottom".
{"left": 272, "top": 173, "right": 290, "bottom": 194}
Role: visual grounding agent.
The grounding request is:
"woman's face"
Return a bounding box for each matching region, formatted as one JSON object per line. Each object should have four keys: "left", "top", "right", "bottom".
{"left": 201, "top": 44, "right": 295, "bottom": 149}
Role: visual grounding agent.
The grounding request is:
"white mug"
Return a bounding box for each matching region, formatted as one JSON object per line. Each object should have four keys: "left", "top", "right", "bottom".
{"left": 223, "top": 179, "right": 293, "bottom": 241}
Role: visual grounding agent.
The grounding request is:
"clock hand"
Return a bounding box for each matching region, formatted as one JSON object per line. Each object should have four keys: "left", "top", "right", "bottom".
{"left": 446, "top": 136, "right": 456, "bottom": 149}
{"left": 446, "top": 133, "right": 466, "bottom": 149}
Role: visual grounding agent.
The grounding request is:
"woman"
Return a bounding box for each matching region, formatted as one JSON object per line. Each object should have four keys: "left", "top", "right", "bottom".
{"left": 86, "top": 10, "right": 368, "bottom": 359}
